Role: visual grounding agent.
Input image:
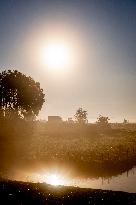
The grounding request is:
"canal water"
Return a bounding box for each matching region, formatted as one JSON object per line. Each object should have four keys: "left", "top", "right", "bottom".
{"left": 70, "top": 167, "right": 136, "bottom": 193}
{"left": 12, "top": 166, "right": 136, "bottom": 193}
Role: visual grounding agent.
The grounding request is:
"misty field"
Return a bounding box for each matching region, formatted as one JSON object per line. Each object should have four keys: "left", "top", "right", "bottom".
{"left": 0, "top": 119, "right": 136, "bottom": 179}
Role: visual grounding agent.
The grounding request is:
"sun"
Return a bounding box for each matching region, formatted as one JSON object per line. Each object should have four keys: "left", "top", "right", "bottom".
{"left": 43, "top": 43, "right": 71, "bottom": 70}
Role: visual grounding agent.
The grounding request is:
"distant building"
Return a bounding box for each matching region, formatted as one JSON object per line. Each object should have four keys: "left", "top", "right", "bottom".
{"left": 48, "top": 116, "right": 62, "bottom": 123}
{"left": 68, "top": 117, "right": 74, "bottom": 123}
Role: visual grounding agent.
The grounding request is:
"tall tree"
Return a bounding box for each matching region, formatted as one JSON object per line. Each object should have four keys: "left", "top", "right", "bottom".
{"left": 0, "top": 70, "right": 45, "bottom": 120}
{"left": 74, "top": 107, "right": 88, "bottom": 124}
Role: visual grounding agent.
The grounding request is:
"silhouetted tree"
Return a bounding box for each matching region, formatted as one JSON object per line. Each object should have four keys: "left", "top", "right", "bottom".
{"left": 74, "top": 107, "right": 88, "bottom": 124}
{"left": 96, "top": 115, "right": 110, "bottom": 128}
{"left": 0, "top": 70, "right": 45, "bottom": 120}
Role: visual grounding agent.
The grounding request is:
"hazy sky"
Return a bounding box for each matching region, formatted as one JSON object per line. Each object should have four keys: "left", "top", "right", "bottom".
{"left": 0, "top": 0, "right": 136, "bottom": 122}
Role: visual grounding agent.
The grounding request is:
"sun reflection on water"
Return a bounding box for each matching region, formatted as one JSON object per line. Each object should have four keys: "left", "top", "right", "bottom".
{"left": 29, "top": 171, "right": 69, "bottom": 186}
{"left": 46, "top": 174, "right": 65, "bottom": 186}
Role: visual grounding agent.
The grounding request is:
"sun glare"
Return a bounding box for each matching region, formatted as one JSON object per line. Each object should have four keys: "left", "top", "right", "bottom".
{"left": 43, "top": 43, "right": 71, "bottom": 70}
{"left": 46, "top": 174, "right": 64, "bottom": 186}
{"left": 29, "top": 169, "right": 69, "bottom": 186}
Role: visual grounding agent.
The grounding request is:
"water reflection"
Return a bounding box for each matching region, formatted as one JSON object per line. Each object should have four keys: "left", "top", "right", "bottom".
{"left": 8, "top": 166, "right": 136, "bottom": 193}
{"left": 46, "top": 174, "right": 64, "bottom": 186}
{"left": 25, "top": 167, "right": 135, "bottom": 193}
{"left": 69, "top": 167, "right": 136, "bottom": 193}
{"left": 30, "top": 172, "right": 68, "bottom": 186}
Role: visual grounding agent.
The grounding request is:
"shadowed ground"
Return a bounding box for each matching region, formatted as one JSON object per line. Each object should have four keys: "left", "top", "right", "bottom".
{"left": 0, "top": 180, "right": 136, "bottom": 205}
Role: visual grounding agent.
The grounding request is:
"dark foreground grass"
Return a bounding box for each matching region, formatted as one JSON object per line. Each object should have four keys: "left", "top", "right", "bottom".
{"left": 0, "top": 180, "right": 136, "bottom": 205}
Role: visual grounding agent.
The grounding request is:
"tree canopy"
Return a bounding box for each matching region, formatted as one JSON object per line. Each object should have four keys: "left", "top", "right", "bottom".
{"left": 0, "top": 70, "right": 45, "bottom": 120}
{"left": 74, "top": 107, "right": 88, "bottom": 124}
{"left": 96, "top": 115, "right": 110, "bottom": 128}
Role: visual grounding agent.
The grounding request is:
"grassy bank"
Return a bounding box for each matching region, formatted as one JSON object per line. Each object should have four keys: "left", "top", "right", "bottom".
{"left": 0, "top": 180, "right": 136, "bottom": 204}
